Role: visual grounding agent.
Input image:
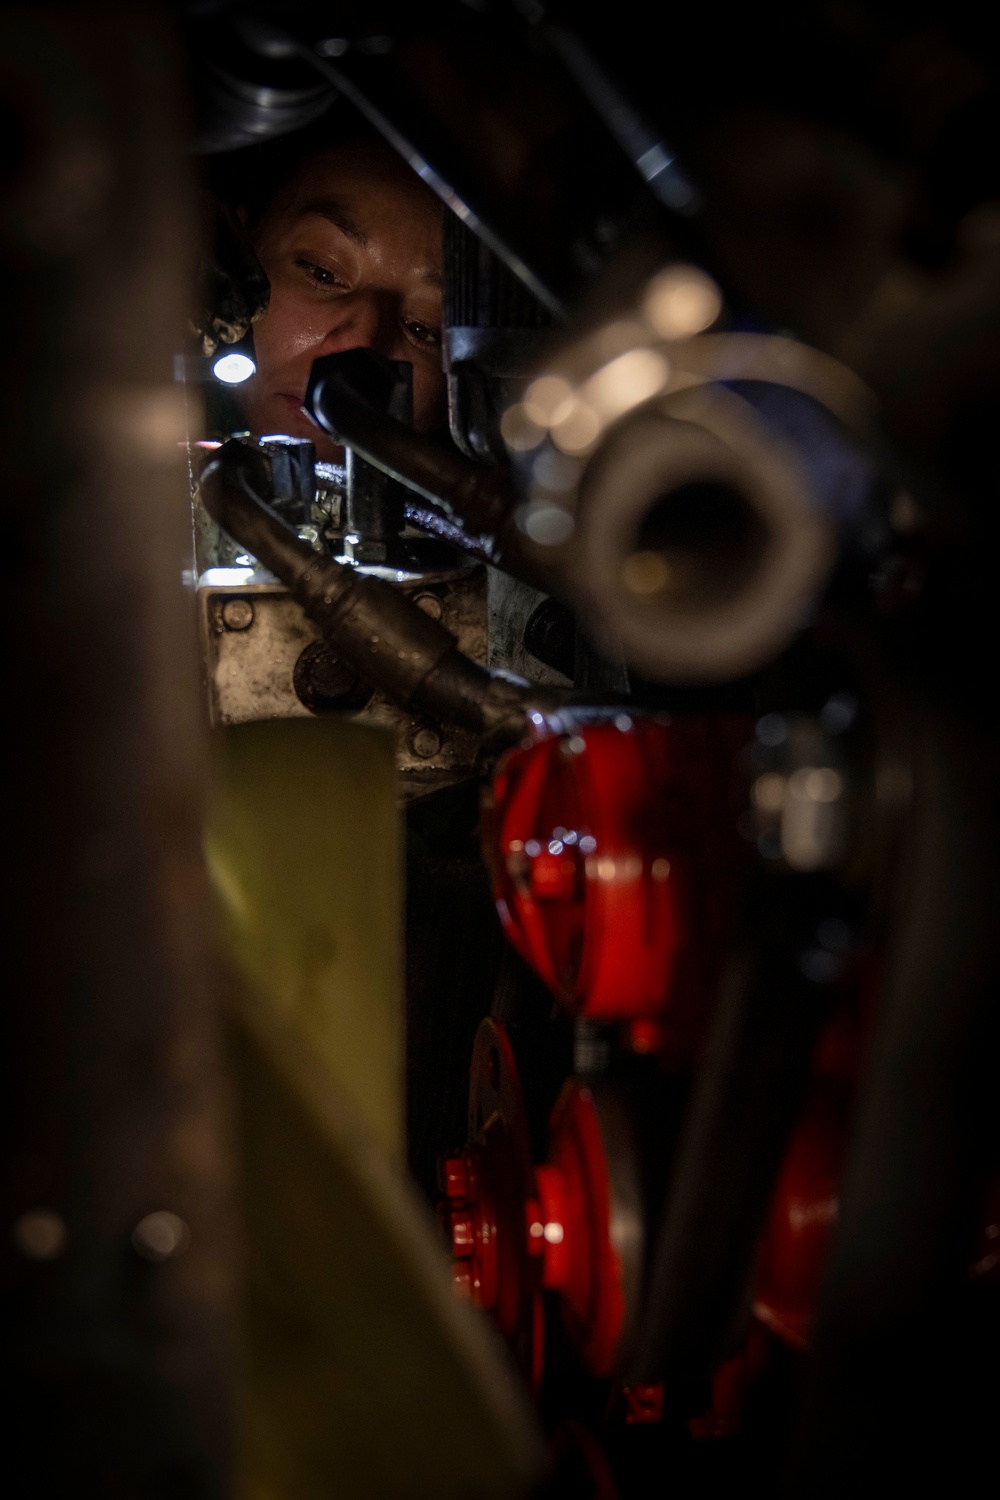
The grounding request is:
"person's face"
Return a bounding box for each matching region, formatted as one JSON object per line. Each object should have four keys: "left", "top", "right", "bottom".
{"left": 240, "top": 141, "right": 445, "bottom": 463}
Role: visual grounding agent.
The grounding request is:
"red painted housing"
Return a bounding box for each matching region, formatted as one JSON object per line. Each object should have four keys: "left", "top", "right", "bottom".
{"left": 483, "top": 713, "right": 747, "bottom": 1048}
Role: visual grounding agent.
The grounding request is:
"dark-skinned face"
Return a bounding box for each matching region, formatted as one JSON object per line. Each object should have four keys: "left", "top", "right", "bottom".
{"left": 240, "top": 141, "right": 445, "bottom": 463}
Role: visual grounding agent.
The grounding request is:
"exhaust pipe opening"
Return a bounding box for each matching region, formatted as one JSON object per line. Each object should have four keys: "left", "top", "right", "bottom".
{"left": 565, "top": 390, "right": 836, "bottom": 683}
{"left": 622, "top": 479, "right": 772, "bottom": 617}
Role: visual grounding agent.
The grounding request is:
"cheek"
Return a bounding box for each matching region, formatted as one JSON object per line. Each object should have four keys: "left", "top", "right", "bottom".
{"left": 252, "top": 289, "right": 330, "bottom": 378}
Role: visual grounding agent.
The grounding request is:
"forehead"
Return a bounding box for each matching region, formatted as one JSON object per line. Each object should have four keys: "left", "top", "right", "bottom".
{"left": 266, "top": 141, "right": 442, "bottom": 239}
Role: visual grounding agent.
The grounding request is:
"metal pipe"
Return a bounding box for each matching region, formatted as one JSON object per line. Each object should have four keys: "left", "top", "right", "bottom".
{"left": 305, "top": 354, "right": 538, "bottom": 580}
{"left": 200, "top": 442, "right": 556, "bottom": 743}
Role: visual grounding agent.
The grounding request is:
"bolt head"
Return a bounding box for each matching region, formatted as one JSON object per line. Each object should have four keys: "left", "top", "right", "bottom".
{"left": 409, "top": 725, "right": 442, "bottom": 760}
{"left": 221, "top": 597, "right": 254, "bottom": 631}
{"left": 413, "top": 591, "right": 444, "bottom": 620}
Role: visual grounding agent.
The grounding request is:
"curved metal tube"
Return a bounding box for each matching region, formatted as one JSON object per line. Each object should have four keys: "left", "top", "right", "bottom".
{"left": 200, "top": 442, "right": 557, "bottom": 744}
{"left": 305, "top": 355, "right": 539, "bottom": 581}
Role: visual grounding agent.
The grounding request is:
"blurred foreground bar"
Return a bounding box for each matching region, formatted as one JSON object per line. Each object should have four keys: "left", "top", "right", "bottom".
{"left": 0, "top": 5, "right": 238, "bottom": 1496}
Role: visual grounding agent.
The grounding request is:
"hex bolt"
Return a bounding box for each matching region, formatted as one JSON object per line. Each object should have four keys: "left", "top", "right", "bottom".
{"left": 221, "top": 597, "right": 254, "bottom": 631}
{"left": 409, "top": 725, "right": 442, "bottom": 760}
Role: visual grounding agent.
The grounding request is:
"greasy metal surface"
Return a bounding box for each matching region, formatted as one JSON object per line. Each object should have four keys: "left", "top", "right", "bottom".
{"left": 487, "top": 570, "right": 572, "bottom": 688}
{"left": 205, "top": 720, "right": 544, "bottom": 1498}
{"left": 198, "top": 566, "right": 488, "bottom": 778}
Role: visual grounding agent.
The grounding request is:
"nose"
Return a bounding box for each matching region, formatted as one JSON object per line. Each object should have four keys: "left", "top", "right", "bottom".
{"left": 316, "top": 291, "right": 397, "bottom": 359}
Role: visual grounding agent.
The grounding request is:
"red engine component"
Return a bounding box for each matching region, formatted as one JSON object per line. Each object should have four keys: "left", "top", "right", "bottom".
{"left": 527, "top": 1078, "right": 643, "bottom": 1379}
{"left": 483, "top": 713, "right": 745, "bottom": 1045}
{"left": 753, "top": 1091, "right": 846, "bottom": 1349}
{"left": 439, "top": 1019, "right": 544, "bottom": 1385}
{"left": 441, "top": 1020, "right": 643, "bottom": 1382}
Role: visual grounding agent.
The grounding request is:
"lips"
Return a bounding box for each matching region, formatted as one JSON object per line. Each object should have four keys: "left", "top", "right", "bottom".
{"left": 268, "top": 391, "right": 343, "bottom": 459}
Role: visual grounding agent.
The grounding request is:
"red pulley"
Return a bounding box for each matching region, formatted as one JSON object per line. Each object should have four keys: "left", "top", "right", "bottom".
{"left": 527, "top": 1079, "right": 643, "bottom": 1379}
{"left": 483, "top": 713, "right": 745, "bottom": 1043}
{"left": 438, "top": 1019, "right": 544, "bottom": 1386}
{"left": 440, "top": 1021, "right": 643, "bottom": 1384}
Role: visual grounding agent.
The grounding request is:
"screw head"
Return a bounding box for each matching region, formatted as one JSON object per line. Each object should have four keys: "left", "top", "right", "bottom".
{"left": 221, "top": 597, "right": 254, "bottom": 631}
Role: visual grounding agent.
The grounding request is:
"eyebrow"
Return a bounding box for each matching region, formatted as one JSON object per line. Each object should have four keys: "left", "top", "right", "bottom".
{"left": 297, "top": 197, "right": 442, "bottom": 288}
{"left": 300, "top": 198, "right": 370, "bottom": 246}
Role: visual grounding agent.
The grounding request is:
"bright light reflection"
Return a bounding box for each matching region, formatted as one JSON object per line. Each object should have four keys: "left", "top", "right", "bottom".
{"left": 644, "top": 265, "right": 722, "bottom": 340}
{"left": 524, "top": 374, "right": 575, "bottom": 427}
{"left": 581, "top": 348, "right": 670, "bottom": 423}
{"left": 550, "top": 399, "right": 601, "bottom": 455}
{"left": 500, "top": 402, "right": 546, "bottom": 452}
{"left": 213, "top": 351, "right": 256, "bottom": 384}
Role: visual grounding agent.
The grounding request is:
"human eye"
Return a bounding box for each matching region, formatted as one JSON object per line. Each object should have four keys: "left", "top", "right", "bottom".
{"left": 295, "top": 256, "right": 348, "bottom": 291}
{"left": 402, "top": 317, "right": 442, "bottom": 349}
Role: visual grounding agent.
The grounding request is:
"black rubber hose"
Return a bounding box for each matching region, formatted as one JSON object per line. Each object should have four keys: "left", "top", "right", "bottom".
{"left": 199, "top": 441, "right": 554, "bottom": 742}
{"left": 305, "top": 352, "right": 539, "bottom": 580}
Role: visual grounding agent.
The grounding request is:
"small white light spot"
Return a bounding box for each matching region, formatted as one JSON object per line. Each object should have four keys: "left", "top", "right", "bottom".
{"left": 614, "top": 714, "right": 633, "bottom": 732}
{"left": 530, "top": 711, "right": 546, "bottom": 726}
{"left": 525, "top": 839, "right": 541, "bottom": 857}
{"left": 566, "top": 735, "right": 586, "bottom": 755}
{"left": 529, "top": 1219, "right": 544, "bottom": 1239}
{"left": 212, "top": 352, "right": 256, "bottom": 385}
{"left": 131, "top": 1211, "right": 190, "bottom": 1263}
{"left": 579, "top": 835, "right": 597, "bottom": 854}
{"left": 596, "top": 857, "right": 617, "bottom": 881}
{"left": 651, "top": 858, "right": 671, "bottom": 881}
{"left": 543, "top": 1222, "right": 564, "bottom": 1244}
{"left": 548, "top": 840, "right": 564, "bottom": 856}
